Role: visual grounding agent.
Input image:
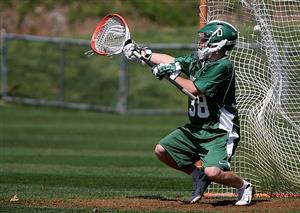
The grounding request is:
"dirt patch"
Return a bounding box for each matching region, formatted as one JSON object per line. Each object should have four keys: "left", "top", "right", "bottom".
{"left": 4, "top": 197, "right": 300, "bottom": 212}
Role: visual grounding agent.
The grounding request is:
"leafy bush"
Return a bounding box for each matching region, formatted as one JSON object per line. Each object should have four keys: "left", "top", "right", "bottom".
{"left": 3, "top": 0, "right": 203, "bottom": 28}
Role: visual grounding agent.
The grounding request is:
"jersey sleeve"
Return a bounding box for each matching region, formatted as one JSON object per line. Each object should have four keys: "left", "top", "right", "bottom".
{"left": 174, "top": 55, "right": 192, "bottom": 76}
{"left": 194, "top": 62, "right": 232, "bottom": 98}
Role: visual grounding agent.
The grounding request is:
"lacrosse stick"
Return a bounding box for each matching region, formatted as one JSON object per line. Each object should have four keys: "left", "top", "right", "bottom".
{"left": 90, "top": 14, "right": 197, "bottom": 100}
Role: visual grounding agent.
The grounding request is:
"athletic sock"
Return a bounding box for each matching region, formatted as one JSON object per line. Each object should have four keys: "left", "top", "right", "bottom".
{"left": 240, "top": 180, "right": 250, "bottom": 189}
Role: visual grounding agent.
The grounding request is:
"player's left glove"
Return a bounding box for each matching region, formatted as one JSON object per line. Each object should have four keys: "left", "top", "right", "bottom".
{"left": 152, "top": 62, "right": 182, "bottom": 80}
{"left": 123, "top": 39, "right": 139, "bottom": 60}
{"left": 123, "top": 40, "right": 152, "bottom": 64}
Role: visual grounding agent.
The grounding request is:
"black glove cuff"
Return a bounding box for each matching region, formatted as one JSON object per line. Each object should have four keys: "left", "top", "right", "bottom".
{"left": 142, "top": 47, "right": 152, "bottom": 61}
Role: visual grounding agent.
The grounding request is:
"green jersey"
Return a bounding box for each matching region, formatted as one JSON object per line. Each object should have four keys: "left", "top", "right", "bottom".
{"left": 175, "top": 53, "right": 239, "bottom": 136}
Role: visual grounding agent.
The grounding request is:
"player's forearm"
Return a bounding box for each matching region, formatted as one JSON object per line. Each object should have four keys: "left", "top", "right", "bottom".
{"left": 175, "top": 76, "right": 201, "bottom": 96}
{"left": 150, "top": 53, "right": 175, "bottom": 64}
{"left": 148, "top": 53, "right": 200, "bottom": 96}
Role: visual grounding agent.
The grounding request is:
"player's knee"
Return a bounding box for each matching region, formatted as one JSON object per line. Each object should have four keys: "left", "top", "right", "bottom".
{"left": 204, "top": 167, "right": 222, "bottom": 180}
{"left": 154, "top": 144, "right": 165, "bottom": 157}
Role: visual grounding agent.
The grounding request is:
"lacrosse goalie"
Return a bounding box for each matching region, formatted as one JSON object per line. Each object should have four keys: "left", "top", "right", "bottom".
{"left": 123, "top": 20, "right": 254, "bottom": 205}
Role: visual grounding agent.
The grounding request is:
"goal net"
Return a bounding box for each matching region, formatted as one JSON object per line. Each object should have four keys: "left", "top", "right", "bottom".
{"left": 202, "top": 0, "right": 300, "bottom": 195}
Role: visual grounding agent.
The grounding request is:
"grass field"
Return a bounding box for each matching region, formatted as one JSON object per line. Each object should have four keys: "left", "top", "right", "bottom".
{"left": 1, "top": 103, "right": 300, "bottom": 213}
{"left": 0, "top": 103, "right": 189, "bottom": 212}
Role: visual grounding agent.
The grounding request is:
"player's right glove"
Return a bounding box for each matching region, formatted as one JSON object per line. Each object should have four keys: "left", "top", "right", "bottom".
{"left": 152, "top": 62, "right": 182, "bottom": 80}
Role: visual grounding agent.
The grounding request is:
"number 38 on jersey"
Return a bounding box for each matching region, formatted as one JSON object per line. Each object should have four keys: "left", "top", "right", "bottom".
{"left": 188, "top": 94, "right": 210, "bottom": 118}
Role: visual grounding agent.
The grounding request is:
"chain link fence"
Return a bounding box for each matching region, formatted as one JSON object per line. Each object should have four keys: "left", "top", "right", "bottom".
{"left": 0, "top": 31, "right": 196, "bottom": 115}
{"left": 0, "top": 31, "right": 259, "bottom": 115}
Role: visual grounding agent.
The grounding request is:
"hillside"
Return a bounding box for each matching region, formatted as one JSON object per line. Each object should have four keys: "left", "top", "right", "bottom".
{"left": 0, "top": 0, "right": 200, "bottom": 37}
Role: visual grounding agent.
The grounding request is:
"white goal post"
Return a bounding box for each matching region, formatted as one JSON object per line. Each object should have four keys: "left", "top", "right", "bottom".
{"left": 199, "top": 0, "right": 300, "bottom": 195}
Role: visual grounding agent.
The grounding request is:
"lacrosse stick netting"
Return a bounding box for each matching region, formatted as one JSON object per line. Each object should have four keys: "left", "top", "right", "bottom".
{"left": 91, "top": 14, "right": 130, "bottom": 56}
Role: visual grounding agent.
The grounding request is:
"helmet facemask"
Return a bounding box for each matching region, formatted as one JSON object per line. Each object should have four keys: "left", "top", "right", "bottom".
{"left": 197, "top": 32, "right": 212, "bottom": 61}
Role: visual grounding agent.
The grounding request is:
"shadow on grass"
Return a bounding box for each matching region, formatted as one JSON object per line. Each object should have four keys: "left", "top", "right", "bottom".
{"left": 126, "top": 195, "right": 180, "bottom": 202}
{"left": 126, "top": 195, "right": 271, "bottom": 208}
{"left": 201, "top": 199, "right": 270, "bottom": 206}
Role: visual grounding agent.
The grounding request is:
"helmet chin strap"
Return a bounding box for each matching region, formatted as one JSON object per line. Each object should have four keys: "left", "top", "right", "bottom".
{"left": 198, "top": 39, "right": 228, "bottom": 61}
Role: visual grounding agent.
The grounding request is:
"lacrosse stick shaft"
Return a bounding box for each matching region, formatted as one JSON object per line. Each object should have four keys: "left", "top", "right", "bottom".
{"left": 133, "top": 51, "right": 197, "bottom": 100}
{"left": 164, "top": 75, "right": 197, "bottom": 100}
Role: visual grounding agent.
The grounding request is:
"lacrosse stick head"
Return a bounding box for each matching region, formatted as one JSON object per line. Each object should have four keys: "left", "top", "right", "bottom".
{"left": 90, "top": 14, "right": 130, "bottom": 56}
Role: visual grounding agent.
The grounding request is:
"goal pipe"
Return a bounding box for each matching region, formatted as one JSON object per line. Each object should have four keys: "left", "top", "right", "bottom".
{"left": 199, "top": 0, "right": 207, "bottom": 29}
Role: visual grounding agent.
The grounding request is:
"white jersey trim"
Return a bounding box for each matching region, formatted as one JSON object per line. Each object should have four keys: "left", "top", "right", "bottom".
{"left": 219, "top": 106, "right": 239, "bottom": 161}
{"left": 219, "top": 106, "right": 234, "bottom": 132}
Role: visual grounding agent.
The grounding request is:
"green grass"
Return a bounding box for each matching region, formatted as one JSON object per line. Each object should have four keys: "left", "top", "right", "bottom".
{"left": 0, "top": 205, "right": 88, "bottom": 213}
{"left": 0, "top": 103, "right": 192, "bottom": 212}
{"left": 1, "top": 104, "right": 300, "bottom": 212}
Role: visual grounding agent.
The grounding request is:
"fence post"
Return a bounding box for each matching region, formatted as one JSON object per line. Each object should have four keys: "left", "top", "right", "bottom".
{"left": 0, "top": 28, "right": 7, "bottom": 98}
{"left": 58, "top": 42, "right": 65, "bottom": 102}
{"left": 117, "top": 55, "right": 128, "bottom": 115}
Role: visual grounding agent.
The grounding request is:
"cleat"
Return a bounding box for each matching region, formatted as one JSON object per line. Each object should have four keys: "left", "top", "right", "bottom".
{"left": 235, "top": 183, "right": 255, "bottom": 206}
{"left": 184, "top": 168, "right": 207, "bottom": 204}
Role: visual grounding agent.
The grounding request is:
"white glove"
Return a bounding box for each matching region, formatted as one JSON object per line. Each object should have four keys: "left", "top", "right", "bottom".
{"left": 152, "top": 62, "right": 182, "bottom": 80}
{"left": 123, "top": 41, "right": 138, "bottom": 60}
{"left": 123, "top": 40, "right": 153, "bottom": 64}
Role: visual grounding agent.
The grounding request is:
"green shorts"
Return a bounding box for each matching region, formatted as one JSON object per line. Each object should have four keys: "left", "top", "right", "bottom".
{"left": 159, "top": 126, "right": 239, "bottom": 171}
